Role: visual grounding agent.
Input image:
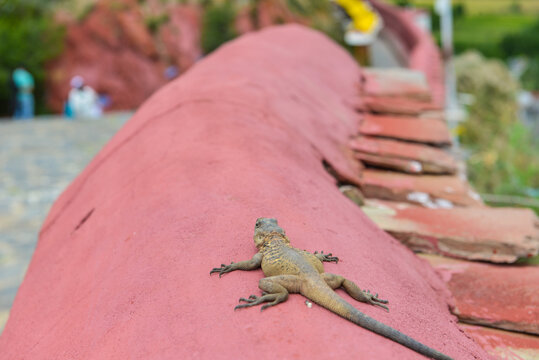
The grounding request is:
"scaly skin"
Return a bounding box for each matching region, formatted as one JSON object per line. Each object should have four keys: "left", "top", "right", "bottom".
{"left": 211, "top": 218, "right": 453, "bottom": 360}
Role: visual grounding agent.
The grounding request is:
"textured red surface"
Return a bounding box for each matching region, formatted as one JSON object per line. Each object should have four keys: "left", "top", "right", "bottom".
{"left": 365, "top": 200, "right": 539, "bottom": 262}
{"left": 364, "top": 96, "right": 441, "bottom": 115}
{"left": 1, "top": 26, "right": 488, "bottom": 359}
{"left": 354, "top": 152, "right": 424, "bottom": 173}
{"left": 350, "top": 136, "right": 457, "bottom": 174}
{"left": 422, "top": 255, "right": 539, "bottom": 334}
{"left": 461, "top": 324, "right": 539, "bottom": 359}
{"left": 359, "top": 114, "right": 452, "bottom": 145}
{"left": 360, "top": 169, "right": 483, "bottom": 207}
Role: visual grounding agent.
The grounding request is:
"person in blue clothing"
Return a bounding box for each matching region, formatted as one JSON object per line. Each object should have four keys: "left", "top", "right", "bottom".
{"left": 12, "top": 65, "right": 35, "bottom": 119}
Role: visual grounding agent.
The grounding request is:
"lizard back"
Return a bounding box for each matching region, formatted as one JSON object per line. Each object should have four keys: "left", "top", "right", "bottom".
{"left": 260, "top": 237, "right": 325, "bottom": 277}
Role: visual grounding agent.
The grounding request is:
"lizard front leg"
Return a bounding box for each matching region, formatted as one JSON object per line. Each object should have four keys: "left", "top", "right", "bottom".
{"left": 235, "top": 275, "right": 301, "bottom": 311}
{"left": 314, "top": 251, "right": 339, "bottom": 264}
{"left": 323, "top": 273, "right": 389, "bottom": 311}
{"left": 210, "top": 252, "right": 263, "bottom": 277}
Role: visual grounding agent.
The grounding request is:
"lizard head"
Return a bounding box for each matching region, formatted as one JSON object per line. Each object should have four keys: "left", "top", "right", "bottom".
{"left": 253, "top": 218, "right": 287, "bottom": 248}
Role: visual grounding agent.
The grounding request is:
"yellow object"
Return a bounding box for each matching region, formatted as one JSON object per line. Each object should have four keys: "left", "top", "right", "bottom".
{"left": 336, "top": 0, "right": 380, "bottom": 33}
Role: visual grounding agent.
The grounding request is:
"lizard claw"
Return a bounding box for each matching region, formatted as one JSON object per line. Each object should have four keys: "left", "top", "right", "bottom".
{"left": 238, "top": 296, "right": 257, "bottom": 304}
{"left": 315, "top": 250, "right": 339, "bottom": 264}
{"left": 362, "top": 289, "right": 389, "bottom": 310}
{"left": 374, "top": 302, "right": 390, "bottom": 312}
{"left": 234, "top": 292, "right": 285, "bottom": 311}
{"left": 210, "top": 263, "right": 234, "bottom": 277}
{"left": 372, "top": 294, "right": 388, "bottom": 304}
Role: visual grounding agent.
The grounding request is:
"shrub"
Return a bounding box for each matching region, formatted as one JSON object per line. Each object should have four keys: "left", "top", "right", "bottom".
{"left": 500, "top": 19, "right": 539, "bottom": 90}
{"left": 0, "top": 1, "right": 65, "bottom": 116}
{"left": 500, "top": 19, "right": 539, "bottom": 57}
{"left": 145, "top": 13, "right": 170, "bottom": 34}
{"left": 455, "top": 51, "right": 539, "bottom": 198}
{"left": 200, "top": 1, "right": 238, "bottom": 54}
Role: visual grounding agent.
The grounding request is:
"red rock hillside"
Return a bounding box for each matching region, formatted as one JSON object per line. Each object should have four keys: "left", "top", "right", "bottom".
{"left": 47, "top": 0, "right": 203, "bottom": 112}
{"left": 46, "top": 0, "right": 315, "bottom": 113}
{"left": 0, "top": 25, "right": 489, "bottom": 359}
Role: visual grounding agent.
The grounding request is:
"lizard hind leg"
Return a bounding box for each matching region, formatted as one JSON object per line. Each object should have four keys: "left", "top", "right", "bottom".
{"left": 322, "top": 273, "right": 389, "bottom": 312}
{"left": 235, "top": 275, "right": 300, "bottom": 312}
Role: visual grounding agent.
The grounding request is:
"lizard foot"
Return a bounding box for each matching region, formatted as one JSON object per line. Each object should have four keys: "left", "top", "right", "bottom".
{"left": 234, "top": 293, "right": 285, "bottom": 312}
{"left": 314, "top": 251, "right": 339, "bottom": 264}
{"left": 210, "top": 262, "right": 235, "bottom": 277}
{"left": 363, "top": 289, "right": 389, "bottom": 312}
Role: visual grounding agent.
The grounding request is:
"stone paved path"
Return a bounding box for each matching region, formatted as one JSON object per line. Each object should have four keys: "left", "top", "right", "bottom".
{"left": 0, "top": 112, "right": 130, "bottom": 333}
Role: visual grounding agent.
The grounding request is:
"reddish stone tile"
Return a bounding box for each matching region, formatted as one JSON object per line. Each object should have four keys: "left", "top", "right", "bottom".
{"left": 360, "top": 169, "right": 483, "bottom": 207}
{"left": 361, "top": 68, "right": 432, "bottom": 102}
{"left": 350, "top": 136, "right": 457, "bottom": 174}
{"left": 359, "top": 114, "right": 452, "bottom": 146}
{"left": 420, "top": 255, "right": 539, "bottom": 334}
{"left": 355, "top": 152, "right": 424, "bottom": 174}
{"left": 460, "top": 324, "right": 539, "bottom": 360}
{"left": 364, "top": 96, "right": 442, "bottom": 115}
{"left": 363, "top": 201, "right": 539, "bottom": 262}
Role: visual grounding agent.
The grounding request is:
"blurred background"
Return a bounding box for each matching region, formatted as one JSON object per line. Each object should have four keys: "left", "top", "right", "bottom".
{"left": 0, "top": 0, "right": 538, "bottom": 333}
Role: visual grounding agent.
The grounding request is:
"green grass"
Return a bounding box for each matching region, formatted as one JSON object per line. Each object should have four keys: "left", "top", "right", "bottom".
{"left": 515, "top": 254, "right": 539, "bottom": 266}
{"left": 386, "top": 1, "right": 538, "bottom": 57}
{"left": 452, "top": 14, "right": 537, "bottom": 57}
{"left": 395, "top": 0, "right": 539, "bottom": 14}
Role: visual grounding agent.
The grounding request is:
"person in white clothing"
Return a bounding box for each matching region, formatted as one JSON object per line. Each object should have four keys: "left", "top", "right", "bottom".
{"left": 68, "top": 76, "right": 102, "bottom": 118}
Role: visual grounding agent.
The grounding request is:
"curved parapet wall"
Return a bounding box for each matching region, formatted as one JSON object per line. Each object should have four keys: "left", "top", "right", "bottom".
{"left": 0, "top": 25, "right": 486, "bottom": 359}
{"left": 370, "top": 0, "right": 445, "bottom": 108}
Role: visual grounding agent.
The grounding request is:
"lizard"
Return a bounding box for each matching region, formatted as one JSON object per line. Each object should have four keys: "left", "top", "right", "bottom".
{"left": 210, "top": 218, "right": 453, "bottom": 360}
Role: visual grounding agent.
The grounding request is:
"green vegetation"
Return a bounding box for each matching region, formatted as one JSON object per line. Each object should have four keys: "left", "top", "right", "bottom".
{"left": 0, "top": 0, "right": 65, "bottom": 116}
{"left": 109, "top": 0, "right": 130, "bottom": 12}
{"left": 395, "top": 0, "right": 539, "bottom": 14}
{"left": 145, "top": 13, "right": 170, "bottom": 34}
{"left": 286, "top": 0, "right": 344, "bottom": 44}
{"left": 198, "top": 0, "right": 343, "bottom": 54}
{"left": 389, "top": 0, "right": 539, "bottom": 210}
{"left": 516, "top": 254, "right": 539, "bottom": 266}
{"left": 452, "top": 14, "right": 536, "bottom": 58}
{"left": 76, "top": 2, "right": 96, "bottom": 23}
{"left": 200, "top": 1, "right": 238, "bottom": 54}
{"left": 501, "top": 18, "right": 539, "bottom": 90}
{"left": 501, "top": 18, "right": 539, "bottom": 57}
{"left": 388, "top": 1, "right": 538, "bottom": 59}
{"left": 455, "top": 52, "right": 539, "bottom": 209}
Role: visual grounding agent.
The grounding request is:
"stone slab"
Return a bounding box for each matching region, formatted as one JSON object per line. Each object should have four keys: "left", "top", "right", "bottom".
{"left": 350, "top": 136, "right": 457, "bottom": 174}
{"left": 361, "top": 68, "right": 431, "bottom": 102}
{"left": 0, "top": 25, "right": 488, "bottom": 360}
{"left": 364, "top": 96, "right": 442, "bottom": 115}
{"left": 363, "top": 200, "right": 539, "bottom": 262}
{"left": 355, "top": 152, "right": 424, "bottom": 174}
{"left": 421, "top": 255, "right": 539, "bottom": 334}
{"left": 461, "top": 324, "right": 539, "bottom": 360}
{"left": 360, "top": 169, "right": 483, "bottom": 207}
{"left": 358, "top": 113, "right": 452, "bottom": 145}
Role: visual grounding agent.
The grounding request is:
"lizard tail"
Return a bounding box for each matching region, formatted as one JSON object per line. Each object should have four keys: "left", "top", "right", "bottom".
{"left": 301, "top": 279, "right": 454, "bottom": 360}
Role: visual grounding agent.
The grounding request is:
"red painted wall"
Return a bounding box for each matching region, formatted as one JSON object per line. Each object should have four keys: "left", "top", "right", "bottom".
{"left": 1, "top": 25, "right": 486, "bottom": 359}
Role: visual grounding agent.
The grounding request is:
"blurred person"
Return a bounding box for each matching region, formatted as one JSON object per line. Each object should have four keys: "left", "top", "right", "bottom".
{"left": 7, "top": 70, "right": 18, "bottom": 117}
{"left": 12, "top": 65, "right": 35, "bottom": 119}
{"left": 67, "top": 75, "right": 102, "bottom": 119}
{"left": 97, "top": 93, "right": 111, "bottom": 110}
{"left": 164, "top": 65, "right": 179, "bottom": 80}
